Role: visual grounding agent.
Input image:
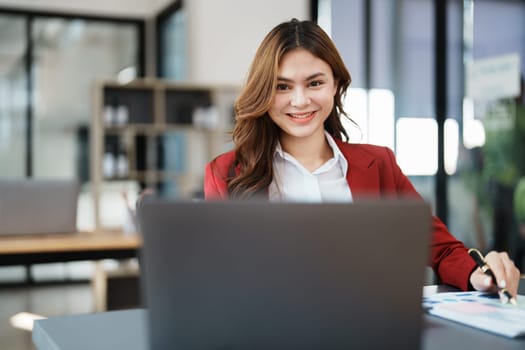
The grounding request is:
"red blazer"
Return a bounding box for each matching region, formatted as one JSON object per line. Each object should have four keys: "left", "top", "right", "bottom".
{"left": 204, "top": 138, "right": 477, "bottom": 291}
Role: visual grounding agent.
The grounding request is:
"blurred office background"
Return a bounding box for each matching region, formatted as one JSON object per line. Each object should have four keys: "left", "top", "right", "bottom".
{"left": 0, "top": 0, "right": 524, "bottom": 349}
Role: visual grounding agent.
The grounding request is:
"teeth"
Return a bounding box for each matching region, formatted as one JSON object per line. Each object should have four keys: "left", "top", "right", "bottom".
{"left": 289, "top": 112, "right": 313, "bottom": 119}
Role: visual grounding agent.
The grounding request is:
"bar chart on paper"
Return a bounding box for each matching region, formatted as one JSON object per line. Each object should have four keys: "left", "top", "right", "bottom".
{"left": 423, "top": 291, "right": 525, "bottom": 338}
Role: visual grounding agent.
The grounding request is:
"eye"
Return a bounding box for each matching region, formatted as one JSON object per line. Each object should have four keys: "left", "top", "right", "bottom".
{"left": 309, "top": 80, "right": 324, "bottom": 87}
{"left": 276, "top": 83, "right": 290, "bottom": 91}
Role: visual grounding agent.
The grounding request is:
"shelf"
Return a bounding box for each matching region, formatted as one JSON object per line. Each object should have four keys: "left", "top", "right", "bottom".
{"left": 91, "top": 79, "right": 239, "bottom": 230}
{"left": 103, "top": 170, "right": 192, "bottom": 182}
{"left": 103, "top": 87, "right": 155, "bottom": 125}
{"left": 103, "top": 123, "right": 226, "bottom": 135}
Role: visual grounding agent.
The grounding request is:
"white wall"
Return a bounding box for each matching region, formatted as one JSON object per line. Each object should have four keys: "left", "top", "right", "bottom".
{"left": 0, "top": 0, "right": 310, "bottom": 84}
{"left": 185, "top": 0, "right": 309, "bottom": 85}
{"left": 0, "top": 0, "right": 172, "bottom": 17}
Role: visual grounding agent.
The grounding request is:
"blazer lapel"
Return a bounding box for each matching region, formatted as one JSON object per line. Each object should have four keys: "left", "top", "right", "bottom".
{"left": 335, "top": 139, "right": 381, "bottom": 199}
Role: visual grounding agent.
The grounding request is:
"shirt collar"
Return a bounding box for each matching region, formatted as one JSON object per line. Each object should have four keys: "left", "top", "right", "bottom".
{"left": 274, "top": 131, "right": 349, "bottom": 174}
{"left": 324, "top": 131, "right": 346, "bottom": 165}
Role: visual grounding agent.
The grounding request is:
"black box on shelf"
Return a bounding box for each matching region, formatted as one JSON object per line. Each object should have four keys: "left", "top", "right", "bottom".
{"left": 165, "top": 89, "right": 212, "bottom": 124}
{"left": 104, "top": 87, "right": 154, "bottom": 125}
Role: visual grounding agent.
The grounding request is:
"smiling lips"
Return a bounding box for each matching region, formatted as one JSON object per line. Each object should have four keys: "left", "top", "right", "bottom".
{"left": 286, "top": 111, "right": 317, "bottom": 123}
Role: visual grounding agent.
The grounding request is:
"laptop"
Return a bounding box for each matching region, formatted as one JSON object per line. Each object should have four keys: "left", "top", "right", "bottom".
{"left": 0, "top": 179, "right": 79, "bottom": 235}
{"left": 138, "top": 200, "right": 431, "bottom": 349}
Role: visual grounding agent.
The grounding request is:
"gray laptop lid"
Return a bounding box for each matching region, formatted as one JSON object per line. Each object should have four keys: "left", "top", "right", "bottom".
{"left": 0, "top": 179, "right": 79, "bottom": 235}
{"left": 139, "top": 200, "right": 431, "bottom": 350}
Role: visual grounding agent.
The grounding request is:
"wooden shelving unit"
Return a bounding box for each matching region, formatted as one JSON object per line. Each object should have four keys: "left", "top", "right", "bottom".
{"left": 90, "top": 79, "right": 238, "bottom": 230}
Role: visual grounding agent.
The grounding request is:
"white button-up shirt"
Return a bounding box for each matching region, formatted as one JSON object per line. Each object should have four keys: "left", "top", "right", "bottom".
{"left": 269, "top": 132, "right": 353, "bottom": 202}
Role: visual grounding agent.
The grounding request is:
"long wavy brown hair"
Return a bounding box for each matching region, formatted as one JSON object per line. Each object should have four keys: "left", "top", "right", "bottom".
{"left": 225, "top": 19, "right": 352, "bottom": 199}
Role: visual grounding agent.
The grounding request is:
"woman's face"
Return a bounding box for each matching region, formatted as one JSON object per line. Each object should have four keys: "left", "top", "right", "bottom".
{"left": 268, "top": 48, "right": 337, "bottom": 143}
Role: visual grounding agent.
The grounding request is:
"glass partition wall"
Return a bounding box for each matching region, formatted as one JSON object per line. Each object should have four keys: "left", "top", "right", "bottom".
{"left": 456, "top": 0, "right": 525, "bottom": 269}
{"left": 0, "top": 10, "right": 143, "bottom": 231}
{"left": 323, "top": 0, "right": 442, "bottom": 217}
{"left": 31, "top": 18, "right": 140, "bottom": 179}
{"left": 0, "top": 15, "right": 27, "bottom": 177}
{"left": 320, "top": 0, "right": 525, "bottom": 270}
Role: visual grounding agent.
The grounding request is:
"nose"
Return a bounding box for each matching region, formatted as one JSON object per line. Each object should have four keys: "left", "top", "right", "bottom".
{"left": 290, "top": 88, "right": 310, "bottom": 107}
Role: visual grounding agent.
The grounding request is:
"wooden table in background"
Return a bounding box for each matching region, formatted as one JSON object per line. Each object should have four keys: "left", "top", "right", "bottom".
{"left": 0, "top": 231, "right": 142, "bottom": 266}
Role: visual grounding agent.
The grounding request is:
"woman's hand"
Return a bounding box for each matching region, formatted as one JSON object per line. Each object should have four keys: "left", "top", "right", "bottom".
{"left": 469, "top": 251, "right": 520, "bottom": 302}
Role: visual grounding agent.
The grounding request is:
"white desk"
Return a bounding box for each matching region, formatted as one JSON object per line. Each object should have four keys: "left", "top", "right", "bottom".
{"left": 33, "top": 286, "right": 525, "bottom": 350}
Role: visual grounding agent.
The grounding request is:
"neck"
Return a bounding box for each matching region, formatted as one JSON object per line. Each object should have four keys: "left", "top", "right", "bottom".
{"left": 280, "top": 131, "right": 333, "bottom": 172}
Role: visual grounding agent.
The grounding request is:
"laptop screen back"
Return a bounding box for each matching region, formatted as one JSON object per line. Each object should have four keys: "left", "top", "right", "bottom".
{"left": 0, "top": 179, "right": 79, "bottom": 235}
{"left": 139, "top": 200, "right": 431, "bottom": 350}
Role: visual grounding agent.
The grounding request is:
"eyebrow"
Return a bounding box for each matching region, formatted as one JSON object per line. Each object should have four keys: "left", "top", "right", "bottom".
{"left": 276, "top": 72, "right": 326, "bottom": 82}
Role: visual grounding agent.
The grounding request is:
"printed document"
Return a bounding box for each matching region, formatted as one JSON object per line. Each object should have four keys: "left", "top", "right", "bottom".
{"left": 423, "top": 291, "right": 525, "bottom": 338}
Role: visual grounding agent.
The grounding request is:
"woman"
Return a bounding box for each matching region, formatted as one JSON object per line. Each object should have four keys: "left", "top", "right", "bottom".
{"left": 204, "top": 19, "right": 520, "bottom": 297}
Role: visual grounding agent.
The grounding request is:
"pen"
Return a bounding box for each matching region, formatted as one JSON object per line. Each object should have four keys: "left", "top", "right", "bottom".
{"left": 468, "top": 248, "right": 517, "bottom": 306}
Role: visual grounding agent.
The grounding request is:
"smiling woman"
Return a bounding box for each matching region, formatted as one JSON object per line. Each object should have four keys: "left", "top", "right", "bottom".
{"left": 208, "top": 19, "right": 351, "bottom": 200}
{"left": 203, "top": 18, "right": 521, "bottom": 298}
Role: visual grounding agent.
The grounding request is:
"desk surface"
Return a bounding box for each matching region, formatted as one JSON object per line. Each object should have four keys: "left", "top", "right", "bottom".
{"left": 33, "top": 286, "right": 525, "bottom": 350}
{"left": 0, "top": 231, "right": 141, "bottom": 254}
{"left": 0, "top": 231, "right": 142, "bottom": 266}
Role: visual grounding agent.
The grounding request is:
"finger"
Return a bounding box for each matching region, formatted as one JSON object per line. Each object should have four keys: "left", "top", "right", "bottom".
{"left": 469, "top": 268, "right": 495, "bottom": 292}
{"left": 502, "top": 257, "right": 520, "bottom": 297}
{"left": 484, "top": 251, "right": 508, "bottom": 288}
{"left": 485, "top": 251, "right": 520, "bottom": 298}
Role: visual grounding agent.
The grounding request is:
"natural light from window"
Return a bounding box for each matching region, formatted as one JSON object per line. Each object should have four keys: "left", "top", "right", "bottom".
{"left": 368, "top": 89, "right": 395, "bottom": 151}
{"left": 445, "top": 118, "right": 459, "bottom": 175}
{"left": 396, "top": 117, "right": 459, "bottom": 176}
{"left": 343, "top": 88, "right": 367, "bottom": 142}
{"left": 343, "top": 88, "right": 394, "bottom": 151}
{"left": 462, "top": 98, "right": 486, "bottom": 149}
{"left": 396, "top": 118, "right": 438, "bottom": 176}
{"left": 343, "top": 88, "right": 460, "bottom": 176}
